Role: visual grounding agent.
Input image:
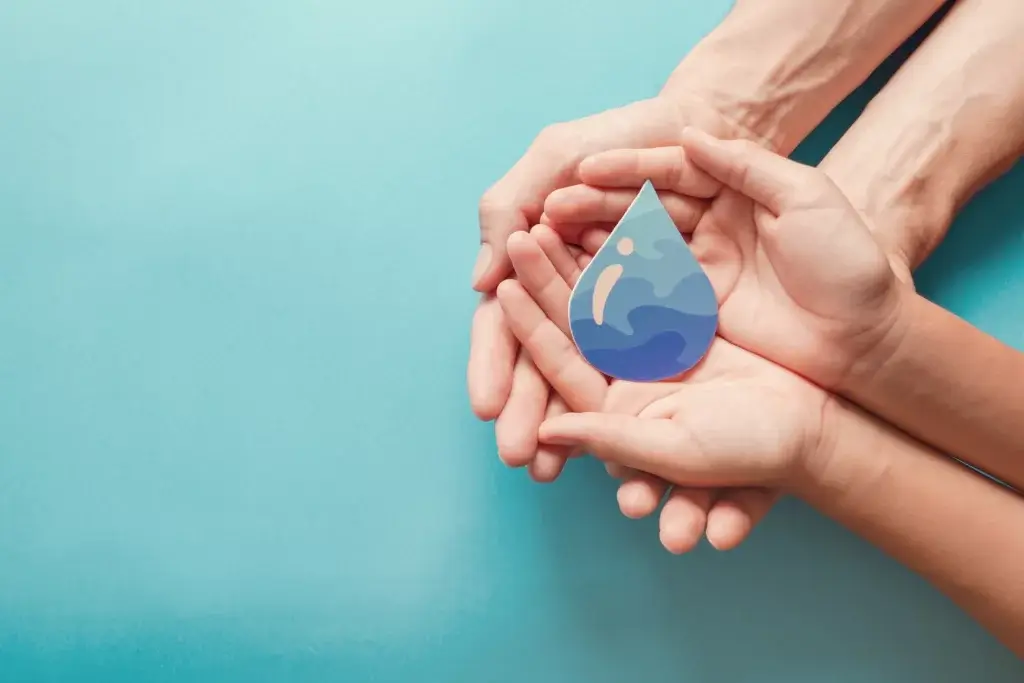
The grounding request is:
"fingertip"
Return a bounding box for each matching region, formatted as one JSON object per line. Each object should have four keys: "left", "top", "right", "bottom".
{"left": 469, "top": 394, "right": 501, "bottom": 421}
{"left": 540, "top": 186, "right": 582, "bottom": 224}
{"left": 538, "top": 414, "right": 577, "bottom": 443}
{"left": 495, "top": 417, "right": 539, "bottom": 470}
{"left": 529, "top": 223, "right": 556, "bottom": 241}
{"left": 576, "top": 149, "right": 620, "bottom": 182}
{"left": 528, "top": 225, "right": 560, "bottom": 256}
{"left": 617, "top": 479, "right": 662, "bottom": 519}
{"left": 605, "top": 462, "right": 631, "bottom": 479}
{"left": 472, "top": 243, "right": 515, "bottom": 292}
{"left": 495, "top": 435, "right": 535, "bottom": 469}
{"left": 505, "top": 230, "right": 533, "bottom": 253}
{"left": 579, "top": 228, "right": 610, "bottom": 255}
{"left": 467, "top": 297, "right": 515, "bottom": 420}
{"left": 659, "top": 518, "right": 704, "bottom": 555}
{"left": 494, "top": 277, "right": 522, "bottom": 304}
{"left": 705, "top": 502, "right": 753, "bottom": 551}
{"left": 529, "top": 448, "right": 568, "bottom": 483}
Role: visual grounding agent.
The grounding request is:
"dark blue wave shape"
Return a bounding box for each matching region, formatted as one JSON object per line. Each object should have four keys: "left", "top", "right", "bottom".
{"left": 570, "top": 272, "right": 717, "bottom": 340}
{"left": 572, "top": 303, "right": 717, "bottom": 381}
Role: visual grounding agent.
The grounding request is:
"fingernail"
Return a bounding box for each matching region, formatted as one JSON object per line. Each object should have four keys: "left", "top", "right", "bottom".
{"left": 471, "top": 244, "right": 492, "bottom": 288}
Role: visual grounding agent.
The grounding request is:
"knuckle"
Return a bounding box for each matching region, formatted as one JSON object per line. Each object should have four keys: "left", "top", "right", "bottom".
{"left": 730, "top": 138, "right": 762, "bottom": 157}
{"left": 798, "top": 170, "right": 836, "bottom": 205}
{"left": 535, "top": 122, "right": 569, "bottom": 147}
{"left": 478, "top": 187, "right": 508, "bottom": 221}
{"left": 605, "top": 382, "right": 634, "bottom": 413}
{"left": 666, "top": 147, "right": 687, "bottom": 189}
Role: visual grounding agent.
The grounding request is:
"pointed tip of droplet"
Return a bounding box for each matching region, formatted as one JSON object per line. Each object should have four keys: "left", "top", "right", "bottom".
{"left": 627, "top": 179, "right": 661, "bottom": 215}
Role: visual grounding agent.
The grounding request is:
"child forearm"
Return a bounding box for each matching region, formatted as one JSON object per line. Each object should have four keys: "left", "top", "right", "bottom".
{"left": 821, "top": 0, "right": 1024, "bottom": 274}
{"left": 844, "top": 291, "right": 1024, "bottom": 491}
{"left": 664, "top": 0, "right": 947, "bottom": 154}
{"left": 802, "top": 397, "right": 1024, "bottom": 657}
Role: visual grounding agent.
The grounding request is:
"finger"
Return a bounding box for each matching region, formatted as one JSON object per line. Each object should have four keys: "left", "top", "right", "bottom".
{"left": 576, "top": 253, "right": 592, "bottom": 270}
{"left": 679, "top": 127, "right": 820, "bottom": 214}
{"left": 506, "top": 232, "right": 572, "bottom": 335}
{"left": 494, "top": 350, "right": 549, "bottom": 468}
{"left": 705, "top": 488, "right": 779, "bottom": 551}
{"left": 539, "top": 413, "right": 748, "bottom": 486}
{"left": 579, "top": 228, "right": 611, "bottom": 256}
{"left": 473, "top": 210, "right": 526, "bottom": 292}
{"left": 659, "top": 488, "right": 714, "bottom": 555}
{"left": 578, "top": 147, "right": 721, "bottom": 198}
{"left": 475, "top": 136, "right": 568, "bottom": 291}
{"left": 467, "top": 294, "right": 517, "bottom": 420}
{"left": 496, "top": 280, "right": 607, "bottom": 413}
{"left": 531, "top": 224, "right": 583, "bottom": 286}
{"left": 599, "top": 378, "right": 681, "bottom": 492}
{"left": 530, "top": 395, "right": 570, "bottom": 482}
{"left": 605, "top": 462, "right": 630, "bottom": 479}
{"left": 545, "top": 185, "right": 707, "bottom": 234}
{"left": 616, "top": 474, "right": 668, "bottom": 519}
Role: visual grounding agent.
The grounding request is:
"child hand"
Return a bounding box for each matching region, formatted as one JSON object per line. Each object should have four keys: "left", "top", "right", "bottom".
{"left": 498, "top": 229, "right": 830, "bottom": 553}
{"left": 546, "top": 128, "right": 904, "bottom": 389}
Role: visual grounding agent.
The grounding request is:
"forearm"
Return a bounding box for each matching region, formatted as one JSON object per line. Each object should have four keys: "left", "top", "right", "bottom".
{"left": 663, "top": 0, "right": 946, "bottom": 154}
{"left": 843, "top": 290, "right": 1024, "bottom": 490}
{"left": 802, "top": 398, "right": 1024, "bottom": 656}
{"left": 821, "top": 0, "right": 1024, "bottom": 272}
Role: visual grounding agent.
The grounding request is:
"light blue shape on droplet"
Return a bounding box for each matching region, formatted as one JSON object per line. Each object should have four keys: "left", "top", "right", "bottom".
{"left": 568, "top": 180, "right": 719, "bottom": 382}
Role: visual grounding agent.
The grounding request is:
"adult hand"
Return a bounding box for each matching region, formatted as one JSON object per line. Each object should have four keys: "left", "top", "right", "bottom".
{"left": 551, "top": 128, "right": 904, "bottom": 391}
{"left": 535, "top": 128, "right": 904, "bottom": 535}
{"left": 469, "top": 96, "right": 743, "bottom": 481}
{"left": 498, "top": 227, "right": 780, "bottom": 551}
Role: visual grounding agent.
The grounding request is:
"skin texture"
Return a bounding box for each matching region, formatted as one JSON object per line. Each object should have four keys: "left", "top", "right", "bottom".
{"left": 819, "top": 0, "right": 1024, "bottom": 272}
{"left": 502, "top": 136, "right": 1024, "bottom": 656}
{"left": 842, "top": 291, "right": 1024, "bottom": 491}
{"left": 535, "top": 0, "right": 1024, "bottom": 544}
{"left": 470, "top": 0, "right": 947, "bottom": 545}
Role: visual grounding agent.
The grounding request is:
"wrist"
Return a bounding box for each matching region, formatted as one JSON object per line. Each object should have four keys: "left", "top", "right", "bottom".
{"left": 662, "top": 0, "right": 947, "bottom": 156}
{"left": 661, "top": 6, "right": 863, "bottom": 155}
{"left": 790, "top": 395, "right": 895, "bottom": 506}
{"left": 822, "top": 142, "right": 959, "bottom": 274}
{"left": 838, "top": 281, "right": 917, "bottom": 400}
{"left": 659, "top": 26, "right": 789, "bottom": 152}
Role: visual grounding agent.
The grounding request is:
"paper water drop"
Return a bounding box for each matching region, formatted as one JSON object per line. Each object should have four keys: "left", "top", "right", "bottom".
{"left": 567, "top": 180, "right": 718, "bottom": 382}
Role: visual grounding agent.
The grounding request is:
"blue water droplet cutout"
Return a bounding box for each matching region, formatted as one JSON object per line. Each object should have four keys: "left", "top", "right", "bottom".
{"left": 568, "top": 180, "right": 718, "bottom": 382}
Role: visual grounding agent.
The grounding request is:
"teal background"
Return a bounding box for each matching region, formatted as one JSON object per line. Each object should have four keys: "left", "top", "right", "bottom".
{"left": 0, "top": 1, "right": 1021, "bottom": 680}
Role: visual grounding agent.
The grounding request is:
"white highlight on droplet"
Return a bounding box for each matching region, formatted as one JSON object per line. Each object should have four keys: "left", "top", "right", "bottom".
{"left": 592, "top": 264, "right": 623, "bottom": 326}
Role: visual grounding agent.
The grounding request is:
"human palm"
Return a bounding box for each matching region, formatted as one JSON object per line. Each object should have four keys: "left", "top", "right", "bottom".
{"left": 551, "top": 129, "right": 903, "bottom": 390}
{"left": 499, "top": 227, "right": 816, "bottom": 552}
{"left": 470, "top": 97, "right": 749, "bottom": 481}
{"left": 693, "top": 192, "right": 899, "bottom": 388}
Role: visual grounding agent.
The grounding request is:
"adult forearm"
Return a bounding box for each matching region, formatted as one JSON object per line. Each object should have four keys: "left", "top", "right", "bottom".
{"left": 821, "top": 0, "right": 1024, "bottom": 272}
{"left": 802, "top": 398, "right": 1024, "bottom": 656}
{"left": 844, "top": 291, "right": 1024, "bottom": 491}
{"left": 663, "top": 0, "right": 947, "bottom": 153}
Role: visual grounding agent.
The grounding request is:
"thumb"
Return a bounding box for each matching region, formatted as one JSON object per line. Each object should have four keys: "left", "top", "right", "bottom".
{"left": 540, "top": 413, "right": 687, "bottom": 481}
{"left": 679, "top": 128, "right": 819, "bottom": 215}
{"left": 472, "top": 201, "right": 524, "bottom": 292}
{"left": 541, "top": 412, "right": 777, "bottom": 487}
{"left": 475, "top": 137, "right": 575, "bottom": 292}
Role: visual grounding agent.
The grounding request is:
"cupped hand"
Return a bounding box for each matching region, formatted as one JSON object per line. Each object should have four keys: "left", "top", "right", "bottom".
{"left": 468, "top": 96, "right": 740, "bottom": 479}
{"left": 547, "top": 127, "right": 904, "bottom": 390}
{"left": 498, "top": 229, "right": 785, "bottom": 552}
